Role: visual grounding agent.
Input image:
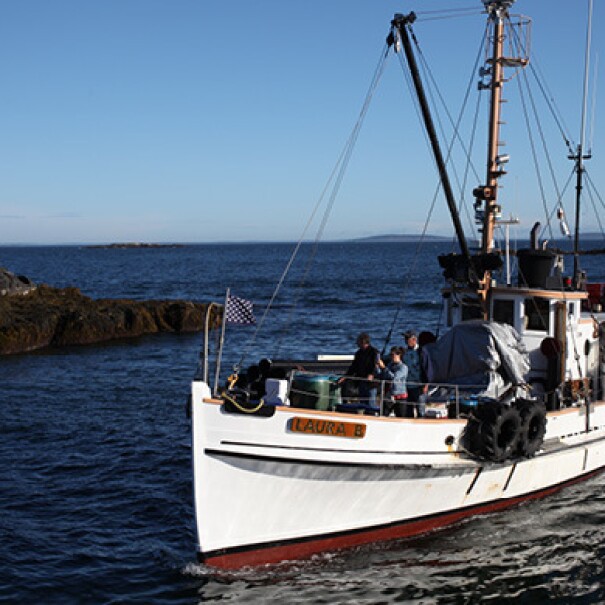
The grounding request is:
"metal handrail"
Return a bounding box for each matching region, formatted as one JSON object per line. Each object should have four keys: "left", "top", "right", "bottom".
{"left": 287, "top": 369, "right": 509, "bottom": 413}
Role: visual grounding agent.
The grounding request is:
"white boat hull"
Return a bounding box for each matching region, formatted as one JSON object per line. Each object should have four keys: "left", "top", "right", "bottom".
{"left": 191, "top": 381, "right": 605, "bottom": 569}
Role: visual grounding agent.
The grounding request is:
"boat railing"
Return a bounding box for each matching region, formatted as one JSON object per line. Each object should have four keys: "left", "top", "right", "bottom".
{"left": 286, "top": 369, "right": 500, "bottom": 418}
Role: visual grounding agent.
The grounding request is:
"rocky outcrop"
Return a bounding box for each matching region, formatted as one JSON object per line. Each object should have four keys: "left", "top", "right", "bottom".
{"left": 0, "top": 283, "right": 215, "bottom": 355}
{"left": 0, "top": 267, "right": 37, "bottom": 297}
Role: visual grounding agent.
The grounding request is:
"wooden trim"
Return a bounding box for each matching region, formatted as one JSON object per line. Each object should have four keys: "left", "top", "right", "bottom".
{"left": 491, "top": 287, "right": 587, "bottom": 299}
{"left": 443, "top": 286, "right": 587, "bottom": 300}
{"left": 546, "top": 399, "right": 605, "bottom": 418}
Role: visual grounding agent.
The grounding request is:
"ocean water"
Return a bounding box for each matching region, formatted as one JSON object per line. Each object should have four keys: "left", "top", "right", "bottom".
{"left": 1, "top": 242, "right": 605, "bottom": 604}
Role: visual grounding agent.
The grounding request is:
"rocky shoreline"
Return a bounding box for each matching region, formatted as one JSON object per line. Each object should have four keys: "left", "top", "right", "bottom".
{"left": 0, "top": 268, "right": 215, "bottom": 355}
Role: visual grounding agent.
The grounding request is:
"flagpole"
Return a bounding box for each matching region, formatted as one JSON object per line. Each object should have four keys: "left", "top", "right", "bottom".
{"left": 213, "top": 288, "right": 230, "bottom": 395}
{"left": 202, "top": 302, "right": 216, "bottom": 383}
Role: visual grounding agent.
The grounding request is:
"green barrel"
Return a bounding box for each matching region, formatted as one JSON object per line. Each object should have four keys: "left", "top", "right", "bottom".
{"left": 290, "top": 374, "right": 341, "bottom": 410}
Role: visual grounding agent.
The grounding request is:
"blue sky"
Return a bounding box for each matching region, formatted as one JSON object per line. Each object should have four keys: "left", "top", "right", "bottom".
{"left": 0, "top": 0, "right": 602, "bottom": 244}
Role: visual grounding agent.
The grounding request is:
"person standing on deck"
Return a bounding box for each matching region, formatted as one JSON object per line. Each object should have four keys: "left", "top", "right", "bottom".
{"left": 402, "top": 329, "right": 427, "bottom": 417}
{"left": 377, "top": 346, "right": 408, "bottom": 417}
{"left": 339, "top": 332, "right": 379, "bottom": 406}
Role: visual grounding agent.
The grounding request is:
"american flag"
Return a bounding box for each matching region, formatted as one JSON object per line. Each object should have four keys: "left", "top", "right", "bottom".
{"left": 225, "top": 294, "right": 256, "bottom": 325}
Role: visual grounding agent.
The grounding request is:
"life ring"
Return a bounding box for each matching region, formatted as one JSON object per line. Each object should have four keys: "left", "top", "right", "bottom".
{"left": 514, "top": 399, "right": 547, "bottom": 458}
{"left": 464, "top": 402, "right": 522, "bottom": 462}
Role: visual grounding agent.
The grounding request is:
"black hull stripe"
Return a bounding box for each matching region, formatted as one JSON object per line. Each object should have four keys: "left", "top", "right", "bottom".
{"left": 214, "top": 431, "right": 605, "bottom": 467}
{"left": 221, "top": 439, "right": 452, "bottom": 456}
{"left": 205, "top": 447, "right": 476, "bottom": 471}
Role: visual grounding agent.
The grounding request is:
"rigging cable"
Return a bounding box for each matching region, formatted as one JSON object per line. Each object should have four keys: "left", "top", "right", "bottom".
{"left": 234, "top": 43, "right": 388, "bottom": 371}
{"left": 458, "top": 81, "right": 484, "bottom": 239}
{"left": 520, "top": 67, "right": 567, "bottom": 242}
{"left": 515, "top": 65, "right": 555, "bottom": 241}
{"left": 542, "top": 168, "right": 575, "bottom": 237}
{"left": 234, "top": 134, "right": 349, "bottom": 370}
{"left": 414, "top": 8, "right": 483, "bottom": 23}
{"left": 415, "top": 7, "right": 479, "bottom": 16}
{"left": 507, "top": 21, "right": 575, "bottom": 244}
{"left": 584, "top": 173, "right": 605, "bottom": 243}
{"left": 381, "top": 22, "right": 486, "bottom": 353}
{"left": 271, "top": 43, "right": 392, "bottom": 358}
{"left": 524, "top": 50, "right": 575, "bottom": 156}
{"left": 412, "top": 22, "right": 486, "bottom": 246}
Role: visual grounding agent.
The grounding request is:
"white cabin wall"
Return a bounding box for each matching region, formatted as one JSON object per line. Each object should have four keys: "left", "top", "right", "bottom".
{"left": 443, "top": 290, "right": 599, "bottom": 395}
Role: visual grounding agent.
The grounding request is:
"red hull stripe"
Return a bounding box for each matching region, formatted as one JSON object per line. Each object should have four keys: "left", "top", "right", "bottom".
{"left": 199, "top": 466, "right": 605, "bottom": 570}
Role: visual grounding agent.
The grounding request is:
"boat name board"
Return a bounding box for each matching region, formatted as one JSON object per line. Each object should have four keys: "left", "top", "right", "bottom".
{"left": 288, "top": 416, "right": 366, "bottom": 439}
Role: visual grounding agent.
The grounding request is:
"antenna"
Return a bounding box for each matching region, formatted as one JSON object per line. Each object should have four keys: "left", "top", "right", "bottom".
{"left": 580, "top": 0, "right": 593, "bottom": 153}
{"left": 588, "top": 53, "right": 598, "bottom": 153}
{"left": 572, "top": 0, "right": 594, "bottom": 287}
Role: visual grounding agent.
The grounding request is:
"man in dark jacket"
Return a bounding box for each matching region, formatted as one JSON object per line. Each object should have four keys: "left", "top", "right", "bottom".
{"left": 402, "top": 329, "right": 428, "bottom": 417}
{"left": 340, "top": 332, "right": 379, "bottom": 406}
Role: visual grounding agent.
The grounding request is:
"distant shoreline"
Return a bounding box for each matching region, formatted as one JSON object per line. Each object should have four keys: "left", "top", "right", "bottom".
{"left": 86, "top": 242, "right": 184, "bottom": 249}
{"left": 348, "top": 234, "right": 450, "bottom": 243}
{"left": 1, "top": 233, "right": 604, "bottom": 247}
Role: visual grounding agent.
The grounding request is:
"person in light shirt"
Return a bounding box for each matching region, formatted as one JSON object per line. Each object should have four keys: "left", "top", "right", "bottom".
{"left": 377, "top": 346, "right": 408, "bottom": 417}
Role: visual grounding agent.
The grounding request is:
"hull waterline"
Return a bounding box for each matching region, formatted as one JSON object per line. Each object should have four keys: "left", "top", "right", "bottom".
{"left": 198, "top": 467, "right": 604, "bottom": 570}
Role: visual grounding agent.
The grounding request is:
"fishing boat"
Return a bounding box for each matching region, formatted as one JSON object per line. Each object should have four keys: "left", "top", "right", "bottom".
{"left": 191, "top": 0, "right": 605, "bottom": 569}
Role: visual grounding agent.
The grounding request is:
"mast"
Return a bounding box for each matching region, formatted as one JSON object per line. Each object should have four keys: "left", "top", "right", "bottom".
{"left": 480, "top": 1, "right": 509, "bottom": 255}
{"left": 393, "top": 2, "right": 528, "bottom": 309}
{"left": 473, "top": 0, "right": 528, "bottom": 308}
{"left": 571, "top": 0, "right": 593, "bottom": 288}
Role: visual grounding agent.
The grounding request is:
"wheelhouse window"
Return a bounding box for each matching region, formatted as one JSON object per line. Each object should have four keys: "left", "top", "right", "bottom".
{"left": 524, "top": 297, "right": 550, "bottom": 332}
{"left": 492, "top": 299, "right": 515, "bottom": 326}
{"left": 461, "top": 302, "right": 483, "bottom": 321}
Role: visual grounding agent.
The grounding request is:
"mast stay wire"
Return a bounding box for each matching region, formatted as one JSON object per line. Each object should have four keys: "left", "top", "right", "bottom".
{"left": 511, "top": 15, "right": 600, "bottom": 364}
{"left": 380, "top": 50, "right": 444, "bottom": 354}
{"left": 584, "top": 177, "right": 605, "bottom": 244}
{"left": 381, "top": 22, "right": 486, "bottom": 353}
{"left": 523, "top": 48, "right": 576, "bottom": 156}
{"left": 541, "top": 167, "right": 605, "bottom": 249}
{"left": 235, "top": 156, "right": 340, "bottom": 370}
{"left": 542, "top": 167, "right": 575, "bottom": 236}
{"left": 459, "top": 83, "right": 485, "bottom": 239}
{"left": 412, "top": 60, "right": 469, "bottom": 238}
{"left": 519, "top": 66, "right": 568, "bottom": 242}
{"left": 512, "top": 39, "right": 600, "bottom": 246}
{"left": 415, "top": 7, "right": 480, "bottom": 16}
{"left": 514, "top": 66, "right": 555, "bottom": 242}
{"left": 413, "top": 7, "right": 483, "bottom": 23}
{"left": 584, "top": 172, "right": 605, "bottom": 244}
{"left": 412, "top": 24, "right": 487, "bottom": 246}
{"left": 237, "top": 43, "right": 391, "bottom": 370}
{"left": 506, "top": 19, "right": 576, "bottom": 242}
{"left": 270, "top": 43, "right": 392, "bottom": 359}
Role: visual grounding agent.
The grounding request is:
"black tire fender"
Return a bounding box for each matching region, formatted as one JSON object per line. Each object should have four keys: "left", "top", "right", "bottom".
{"left": 515, "top": 399, "right": 547, "bottom": 458}
{"left": 464, "top": 403, "right": 522, "bottom": 462}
